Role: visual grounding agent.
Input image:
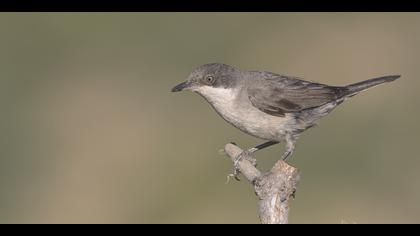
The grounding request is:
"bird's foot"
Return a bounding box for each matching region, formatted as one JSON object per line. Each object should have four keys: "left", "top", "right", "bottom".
{"left": 226, "top": 150, "right": 257, "bottom": 183}
{"left": 234, "top": 150, "right": 257, "bottom": 167}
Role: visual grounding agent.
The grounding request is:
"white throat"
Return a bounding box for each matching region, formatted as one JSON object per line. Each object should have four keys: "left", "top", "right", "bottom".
{"left": 194, "top": 86, "right": 237, "bottom": 108}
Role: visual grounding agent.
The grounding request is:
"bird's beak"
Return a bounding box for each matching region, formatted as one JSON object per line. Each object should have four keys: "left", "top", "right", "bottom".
{"left": 171, "top": 81, "right": 191, "bottom": 92}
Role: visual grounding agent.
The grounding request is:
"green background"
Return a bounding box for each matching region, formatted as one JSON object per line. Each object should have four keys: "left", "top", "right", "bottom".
{"left": 0, "top": 13, "right": 418, "bottom": 223}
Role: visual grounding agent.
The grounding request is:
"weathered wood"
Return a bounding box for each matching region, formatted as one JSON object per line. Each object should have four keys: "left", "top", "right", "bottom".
{"left": 224, "top": 143, "right": 300, "bottom": 224}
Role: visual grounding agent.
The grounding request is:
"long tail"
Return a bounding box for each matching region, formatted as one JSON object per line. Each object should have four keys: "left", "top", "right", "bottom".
{"left": 343, "top": 75, "right": 400, "bottom": 97}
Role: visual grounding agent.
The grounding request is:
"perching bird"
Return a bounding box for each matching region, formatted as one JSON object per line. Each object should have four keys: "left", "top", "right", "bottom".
{"left": 172, "top": 63, "right": 400, "bottom": 171}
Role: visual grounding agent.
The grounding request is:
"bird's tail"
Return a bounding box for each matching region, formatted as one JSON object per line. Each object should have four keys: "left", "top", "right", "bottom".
{"left": 343, "top": 75, "right": 400, "bottom": 97}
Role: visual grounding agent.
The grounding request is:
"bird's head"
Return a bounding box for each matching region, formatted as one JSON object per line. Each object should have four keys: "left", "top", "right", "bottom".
{"left": 171, "top": 63, "right": 241, "bottom": 96}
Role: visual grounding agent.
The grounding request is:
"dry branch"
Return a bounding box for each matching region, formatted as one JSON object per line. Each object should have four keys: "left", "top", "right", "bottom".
{"left": 224, "top": 143, "right": 300, "bottom": 224}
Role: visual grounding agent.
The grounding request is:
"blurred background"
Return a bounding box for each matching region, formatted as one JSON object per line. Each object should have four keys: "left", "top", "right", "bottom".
{"left": 0, "top": 13, "right": 418, "bottom": 224}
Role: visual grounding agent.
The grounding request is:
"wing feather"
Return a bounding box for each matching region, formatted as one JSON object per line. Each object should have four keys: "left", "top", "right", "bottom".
{"left": 247, "top": 73, "right": 345, "bottom": 117}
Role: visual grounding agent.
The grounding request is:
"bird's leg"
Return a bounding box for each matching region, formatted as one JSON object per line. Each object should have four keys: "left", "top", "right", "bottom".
{"left": 281, "top": 135, "right": 296, "bottom": 161}
{"left": 234, "top": 141, "right": 279, "bottom": 167}
{"left": 230, "top": 141, "right": 279, "bottom": 181}
{"left": 247, "top": 140, "right": 279, "bottom": 154}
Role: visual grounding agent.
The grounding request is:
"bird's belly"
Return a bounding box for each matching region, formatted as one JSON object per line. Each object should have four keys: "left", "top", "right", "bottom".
{"left": 213, "top": 103, "right": 291, "bottom": 141}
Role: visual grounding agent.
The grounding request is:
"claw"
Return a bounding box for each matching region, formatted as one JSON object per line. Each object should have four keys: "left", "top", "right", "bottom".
{"left": 233, "top": 152, "right": 243, "bottom": 167}
{"left": 226, "top": 152, "right": 245, "bottom": 182}
{"left": 231, "top": 152, "right": 244, "bottom": 181}
{"left": 226, "top": 170, "right": 241, "bottom": 183}
{"left": 228, "top": 150, "right": 258, "bottom": 182}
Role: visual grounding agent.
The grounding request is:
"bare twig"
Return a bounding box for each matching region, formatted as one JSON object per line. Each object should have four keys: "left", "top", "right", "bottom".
{"left": 224, "top": 143, "right": 300, "bottom": 224}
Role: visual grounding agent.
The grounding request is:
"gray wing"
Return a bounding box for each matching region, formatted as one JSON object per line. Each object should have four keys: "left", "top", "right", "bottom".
{"left": 247, "top": 73, "right": 345, "bottom": 117}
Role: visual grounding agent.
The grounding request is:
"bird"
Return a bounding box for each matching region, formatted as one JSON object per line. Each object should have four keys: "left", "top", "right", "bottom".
{"left": 172, "top": 63, "right": 400, "bottom": 174}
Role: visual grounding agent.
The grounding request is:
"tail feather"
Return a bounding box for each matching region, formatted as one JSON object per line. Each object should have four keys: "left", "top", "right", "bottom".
{"left": 343, "top": 75, "right": 400, "bottom": 97}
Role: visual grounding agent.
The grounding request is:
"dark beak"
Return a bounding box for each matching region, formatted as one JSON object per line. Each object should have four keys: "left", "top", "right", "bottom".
{"left": 171, "top": 81, "right": 190, "bottom": 92}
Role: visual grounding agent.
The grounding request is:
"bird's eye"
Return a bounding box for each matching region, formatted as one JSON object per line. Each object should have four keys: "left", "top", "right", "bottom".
{"left": 205, "top": 75, "right": 215, "bottom": 84}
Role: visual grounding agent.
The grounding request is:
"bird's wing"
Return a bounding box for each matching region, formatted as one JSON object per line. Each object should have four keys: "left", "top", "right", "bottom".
{"left": 247, "top": 72, "right": 344, "bottom": 117}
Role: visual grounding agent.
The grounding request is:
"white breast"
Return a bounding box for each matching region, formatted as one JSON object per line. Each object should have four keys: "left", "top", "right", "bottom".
{"left": 194, "top": 86, "right": 292, "bottom": 141}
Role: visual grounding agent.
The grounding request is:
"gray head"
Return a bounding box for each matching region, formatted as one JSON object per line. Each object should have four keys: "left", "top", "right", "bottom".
{"left": 171, "top": 63, "right": 241, "bottom": 93}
